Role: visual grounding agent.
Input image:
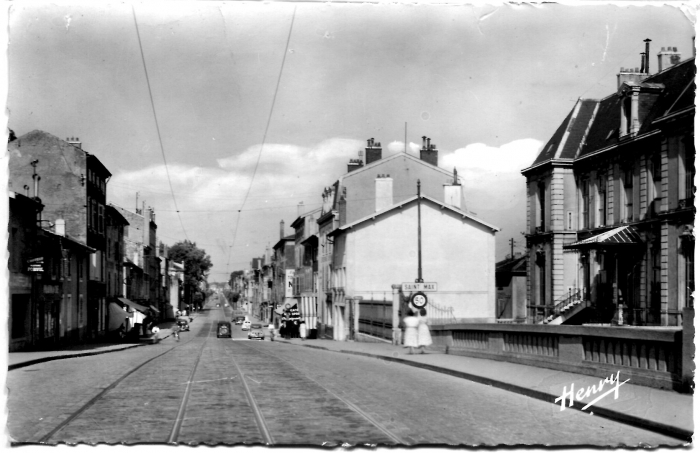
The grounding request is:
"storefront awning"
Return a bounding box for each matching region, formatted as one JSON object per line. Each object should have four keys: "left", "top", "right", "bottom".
{"left": 564, "top": 226, "right": 642, "bottom": 249}
{"left": 149, "top": 305, "right": 160, "bottom": 313}
{"left": 108, "top": 302, "right": 127, "bottom": 331}
{"left": 118, "top": 298, "right": 149, "bottom": 313}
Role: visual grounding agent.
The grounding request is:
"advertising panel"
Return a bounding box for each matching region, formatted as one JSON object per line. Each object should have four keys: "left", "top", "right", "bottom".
{"left": 285, "top": 269, "right": 295, "bottom": 298}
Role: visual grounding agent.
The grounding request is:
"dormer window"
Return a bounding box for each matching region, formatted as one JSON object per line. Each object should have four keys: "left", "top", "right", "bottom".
{"left": 622, "top": 96, "right": 633, "bottom": 135}
{"left": 619, "top": 88, "right": 639, "bottom": 138}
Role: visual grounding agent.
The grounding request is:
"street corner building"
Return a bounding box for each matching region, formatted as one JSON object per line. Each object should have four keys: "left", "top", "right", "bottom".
{"left": 8, "top": 131, "right": 111, "bottom": 347}
{"left": 315, "top": 137, "right": 501, "bottom": 342}
{"left": 521, "top": 42, "right": 694, "bottom": 327}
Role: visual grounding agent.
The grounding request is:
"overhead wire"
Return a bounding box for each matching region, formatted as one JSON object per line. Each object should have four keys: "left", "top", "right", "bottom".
{"left": 225, "top": 6, "right": 297, "bottom": 275}
{"left": 131, "top": 5, "right": 189, "bottom": 242}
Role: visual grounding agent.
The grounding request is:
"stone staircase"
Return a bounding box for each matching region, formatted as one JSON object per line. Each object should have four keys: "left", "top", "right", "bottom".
{"left": 542, "top": 289, "right": 587, "bottom": 325}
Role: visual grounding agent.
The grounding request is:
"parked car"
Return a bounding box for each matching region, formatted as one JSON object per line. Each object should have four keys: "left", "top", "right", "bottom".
{"left": 217, "top": 321, "right": 232, "bottom": 338}
{"left": 176, "top": 319, "right": 190, "bottom": 331}
{"left": 241, "top": 320, "right": 251, "bottom": 331}
{"left": 233, "top": 316, "right": 246, "bottom": 325}
{"left": 248, "top": 323, "right": 264, "bottom": 340}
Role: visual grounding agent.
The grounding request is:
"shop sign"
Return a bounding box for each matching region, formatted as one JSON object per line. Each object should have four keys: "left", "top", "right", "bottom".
{"left": 27, "top": 257, "right": 44, "bottom": 273}
{"left": 285, "top": 269, "right": 295, "bottom": 297}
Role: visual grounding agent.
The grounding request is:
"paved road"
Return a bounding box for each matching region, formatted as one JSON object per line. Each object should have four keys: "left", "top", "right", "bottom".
{"left": 6, "top": 304, "right": 682, "bottom": 447}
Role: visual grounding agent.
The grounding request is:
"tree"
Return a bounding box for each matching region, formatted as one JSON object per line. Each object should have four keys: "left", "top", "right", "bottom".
{"left": 168, "top": 240, "right": 212, "bottom": 309}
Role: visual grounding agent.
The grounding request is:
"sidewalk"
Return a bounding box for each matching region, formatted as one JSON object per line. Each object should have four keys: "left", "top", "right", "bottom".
{"left": 7, "top": 319, "right": 182, "bottom": 370}
{"left": 273, "top": 336, "right": 694, "bottom": 442}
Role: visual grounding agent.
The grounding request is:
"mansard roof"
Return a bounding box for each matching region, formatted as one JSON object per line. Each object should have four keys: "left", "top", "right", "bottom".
{"left": 578, "top": 57, "right": 694, "bottom": 159}
{"left": 527, "top": 98, "right": 598, "bottom": 170}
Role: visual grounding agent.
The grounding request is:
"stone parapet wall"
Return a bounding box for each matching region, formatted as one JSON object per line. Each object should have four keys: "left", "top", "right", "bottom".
{"left": 431, "top": 323, "right": 687, "bottom": 392}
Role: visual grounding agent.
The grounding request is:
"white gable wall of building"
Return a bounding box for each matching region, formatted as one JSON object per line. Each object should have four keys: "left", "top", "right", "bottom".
{"left": 332, "top": 200, "right": 496, "bottom": 340}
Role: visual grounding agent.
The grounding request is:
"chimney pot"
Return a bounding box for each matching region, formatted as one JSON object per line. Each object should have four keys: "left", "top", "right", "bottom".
{"left": 673, "top": 47, "right": 678, "bottom": 52}
{"left": 55, "top": 219, "right": 66, "bottom": 236}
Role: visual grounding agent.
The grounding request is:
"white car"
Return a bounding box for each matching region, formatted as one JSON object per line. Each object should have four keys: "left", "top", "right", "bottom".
{"left": 241, "top": 320, "right": 252, "bottom": 331}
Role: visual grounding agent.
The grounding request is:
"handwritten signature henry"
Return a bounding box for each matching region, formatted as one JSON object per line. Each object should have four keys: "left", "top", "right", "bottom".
{"left": 554, "top": 371, "right": 630, "bottom": 411}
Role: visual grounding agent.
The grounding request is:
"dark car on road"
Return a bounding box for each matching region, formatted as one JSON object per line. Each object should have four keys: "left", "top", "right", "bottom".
{"left": 176, "top": 319, "right": 190, "bottom": 331}
{"left": 217, "top": 321, "right": 232, "bottom": 338}
{"left": 247, "top": 323, "right": 264, "bottom": 340}
{"left": 233, "top": 316, "right": 246, "bottom": 325}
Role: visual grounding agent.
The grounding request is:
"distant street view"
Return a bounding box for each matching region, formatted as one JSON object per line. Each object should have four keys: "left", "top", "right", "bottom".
{"left": 5, "top": 2, "right": 694, "bottom": 448}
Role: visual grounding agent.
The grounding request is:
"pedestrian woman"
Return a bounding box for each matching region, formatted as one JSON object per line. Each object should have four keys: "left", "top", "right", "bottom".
{"left": 417, "top": 308, "right": 432, "bottom": 354}
{"left": 402, "top": 309, "right": 419, "bottom": 354}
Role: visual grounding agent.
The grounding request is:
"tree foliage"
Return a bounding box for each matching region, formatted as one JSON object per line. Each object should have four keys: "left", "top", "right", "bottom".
{"left": 167, "top": 240, "right": 212, "bottom": 290}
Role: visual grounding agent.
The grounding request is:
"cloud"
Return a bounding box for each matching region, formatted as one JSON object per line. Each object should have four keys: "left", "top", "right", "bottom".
{"left": 441, "top": 138, "right": 543, "bottom": 210}
{"left": 108, "top": 137, "right": 541, "bottom": 277}
{"left": 109, "top": 138, "right": 365, "bottom": 274}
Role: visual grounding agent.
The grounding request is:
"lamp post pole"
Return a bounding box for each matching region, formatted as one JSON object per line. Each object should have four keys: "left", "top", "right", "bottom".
{"left": 416, "top": 180, "right": 423, "bottom": 283}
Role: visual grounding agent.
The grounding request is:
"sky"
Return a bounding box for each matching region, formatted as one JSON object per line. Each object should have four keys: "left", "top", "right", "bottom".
{"left": 5, "top": 1, "right": 696, "bottom": 281}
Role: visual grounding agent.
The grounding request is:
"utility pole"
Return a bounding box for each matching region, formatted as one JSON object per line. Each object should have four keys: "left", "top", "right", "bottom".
{"left": 510, "top": 238, "right": 515, "bottom": 259}
{"left": 416, "top": 180, "right": 423, "bottom": 283}
{"left": 404, "top": 122, "right": 407, "bottom": 153}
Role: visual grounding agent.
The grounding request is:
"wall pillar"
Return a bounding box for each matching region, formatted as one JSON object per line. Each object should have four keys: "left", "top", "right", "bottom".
{"left": 559, "top": 335, "right": 584, "bottom": 364}
{"left": 392, "top": 284, "right": 401, "bottom": 345}
{"left": 681, "top": 307, "right": 694, "bottom": 392}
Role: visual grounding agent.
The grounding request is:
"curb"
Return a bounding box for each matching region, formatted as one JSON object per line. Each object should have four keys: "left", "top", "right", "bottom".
{"left": 8, "top": 344, "right": 145, "bottom": 371}
{"left": 275, "top": 340, "right": 692, "bottom": 442}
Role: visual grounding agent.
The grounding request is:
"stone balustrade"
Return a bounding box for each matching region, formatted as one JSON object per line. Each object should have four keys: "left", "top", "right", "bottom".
{"left": 430, "top": 310, "right": 693, "bottom": 392}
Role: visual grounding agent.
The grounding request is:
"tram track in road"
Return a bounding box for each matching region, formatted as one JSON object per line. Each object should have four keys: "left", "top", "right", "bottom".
{"left": 33, "top": 321, "right": 208, "bottom": 445}
{"left": 226, "top": 339, "right": 406, "bottom": 446}
{"left": 21, "top": 305, "right": 409, "bottom": 445}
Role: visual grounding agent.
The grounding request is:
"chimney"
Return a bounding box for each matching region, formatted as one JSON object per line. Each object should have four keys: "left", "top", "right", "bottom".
{"left": 297, "top": 201, "right": 305, "bottom": 217}
{"left": 616, "top": 67, "right": 645, "bottom": 88}
{"left": 657, "top": 46, "right": 682, "bottom": 73}
{"left": 375, "top": 174, "right": 393, "bottom": 212}
{"left": 419, "top": 137, "right": 439, "bottom": 166}
{"left": 55, "top": 219, "right": 66, "bottom": 236}
{"left": 338, "top": 191, "right": 347, "bottom": 226}
{"left": 644, "top": 38, "right": 651, "bottom": 75}
{"left": 443, "top": 168, "right": 462, "bottom": 209}
{"left": 347, "top": 158, "right": 363, "bottom": 173}
{"left": 66, "top": 136, "right": 82, "bottom": 149}
{"left": 365, "top": 138, "right": 382, "bottom": 164}
{"left": 280, "top": 220, "right": 285, "bottom": 239}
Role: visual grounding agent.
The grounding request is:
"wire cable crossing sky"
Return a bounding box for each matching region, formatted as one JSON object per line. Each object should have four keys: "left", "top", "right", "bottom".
{"left": 6, "top": 2, "right": 695, "bottom": 278}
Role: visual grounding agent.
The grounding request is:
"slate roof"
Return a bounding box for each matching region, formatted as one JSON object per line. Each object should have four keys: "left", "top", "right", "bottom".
{"left": 495, "top": 254, "right": 527, "bottom": 275}
{"left": 526, "top": 57, "right": 694, "bottom": 168}
{"left": 579, "top": 57, "right": 695, "bottom": 158}
{"left": 528, "top": 98, "right": 598, "bottom": 168}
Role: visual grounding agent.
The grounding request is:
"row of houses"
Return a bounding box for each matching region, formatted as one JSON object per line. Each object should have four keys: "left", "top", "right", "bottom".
{"left": 234, "top": 40, "right": 694, "bottom": 340}
{"left": 235, "top": 137, "right": 501, "bottom": 341}
{"left": 8, "top": 130, "right": 186, "bottom": 351}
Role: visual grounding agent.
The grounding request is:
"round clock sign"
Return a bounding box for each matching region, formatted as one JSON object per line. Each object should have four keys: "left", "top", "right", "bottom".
{"left": 410, "top": 291, "right": 428, "bottom": 309}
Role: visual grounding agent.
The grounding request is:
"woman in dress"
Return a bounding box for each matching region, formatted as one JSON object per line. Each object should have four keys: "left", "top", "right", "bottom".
{"left": 403, "top": 309, "right": 419, "bottom": 354}
{"left": 417, "top": 308, "right": 432, "bottom": 354}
